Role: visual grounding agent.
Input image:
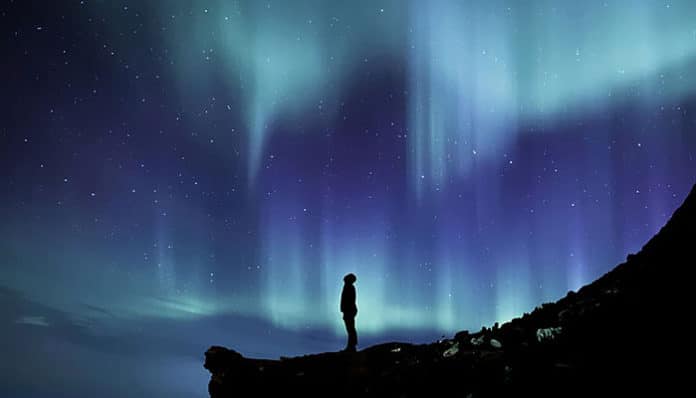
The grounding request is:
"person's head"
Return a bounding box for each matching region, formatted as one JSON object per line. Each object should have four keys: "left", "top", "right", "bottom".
{"left": 343, "top": 273, "right": 357, "bottom": 284}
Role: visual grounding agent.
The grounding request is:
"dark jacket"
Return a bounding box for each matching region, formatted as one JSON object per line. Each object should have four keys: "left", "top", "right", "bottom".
{"left": 340, "top": 284, "right": 357, "bottom": 316}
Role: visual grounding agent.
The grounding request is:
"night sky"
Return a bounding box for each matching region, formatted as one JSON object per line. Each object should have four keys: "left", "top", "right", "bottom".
{"left": 2, "top": 1, "right": 696, "bottom": 397}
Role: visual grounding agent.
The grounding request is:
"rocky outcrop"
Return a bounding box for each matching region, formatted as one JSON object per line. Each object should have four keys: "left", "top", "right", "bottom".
{"left": 204, "top": 183, "right": 695, "bottom": 397}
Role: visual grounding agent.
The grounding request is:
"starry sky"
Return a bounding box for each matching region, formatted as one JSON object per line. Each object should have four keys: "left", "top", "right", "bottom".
{"left": 2, "top": 1, "right": 696, "bottom": 397}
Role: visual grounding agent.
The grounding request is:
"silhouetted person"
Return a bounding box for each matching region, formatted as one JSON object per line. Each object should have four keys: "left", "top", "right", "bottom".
{"left": 341, "top": 273, "right": 358, "bottom": 352}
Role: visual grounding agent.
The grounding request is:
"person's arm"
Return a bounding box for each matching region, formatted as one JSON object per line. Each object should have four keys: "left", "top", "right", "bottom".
{"left": 340, "top": 287, "right": 347, "bottom": 312}
{"left": 350, "top": 286, "right": 357, "bottom": 313}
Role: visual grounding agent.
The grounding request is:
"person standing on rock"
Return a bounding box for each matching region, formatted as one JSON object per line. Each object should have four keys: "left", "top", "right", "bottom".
{"left": 340, "top": 273, "right": 358, "bottom": 352}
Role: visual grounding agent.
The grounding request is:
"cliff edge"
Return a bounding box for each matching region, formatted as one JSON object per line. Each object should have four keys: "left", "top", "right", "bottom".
{"left": 204, "top": 183, "right": 695, "bottom": 397}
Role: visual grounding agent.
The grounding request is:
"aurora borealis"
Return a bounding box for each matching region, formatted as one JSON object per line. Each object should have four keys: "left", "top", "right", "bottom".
{"left": 2, "top": 1, "right": 696, "bottom": 397}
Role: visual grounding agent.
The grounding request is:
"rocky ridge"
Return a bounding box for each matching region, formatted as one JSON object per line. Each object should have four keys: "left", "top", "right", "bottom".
{"left": 204, "top": 183, "right": 695, "bottom": 397}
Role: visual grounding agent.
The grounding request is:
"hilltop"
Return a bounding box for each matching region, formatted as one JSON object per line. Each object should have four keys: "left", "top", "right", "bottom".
{"left": 204, "top": 183, "right": 695, "bottom": 397}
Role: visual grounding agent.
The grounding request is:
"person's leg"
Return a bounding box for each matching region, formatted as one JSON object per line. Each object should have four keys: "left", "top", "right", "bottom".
{"left": 350, "top": 317, "right": 358, "bottom": 348}
{"left": 343, "top": 316, "right": 357, "bottom": 351}
{"left": 345, "top": 316, "right": 357, "bottom": 351}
